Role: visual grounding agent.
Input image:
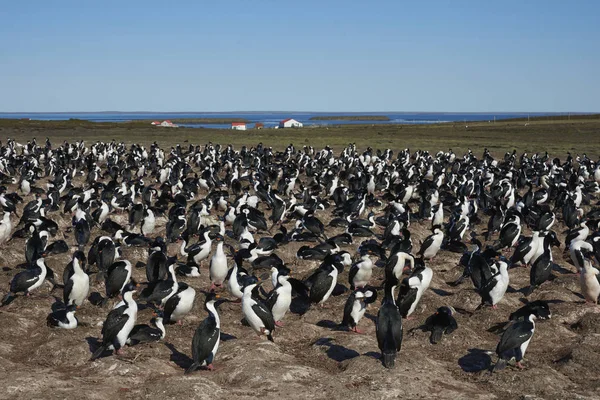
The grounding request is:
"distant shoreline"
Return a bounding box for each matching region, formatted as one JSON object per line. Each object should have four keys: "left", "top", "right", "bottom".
{"left": 309, "top": 115, "right": 391, "bottom": 121}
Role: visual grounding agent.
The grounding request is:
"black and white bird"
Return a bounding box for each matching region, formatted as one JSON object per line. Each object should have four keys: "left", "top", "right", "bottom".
{"left": 139, "top": 262, "right": 179, "bottom": 309}
{"left": 341, "top": 287, "right": 377, "bottom": 333}
{"left": 423, "top": 306, "right": 457, "bottom": 344}
{"left": 63, "top": 251, "right": 89, "bottom": 307}
{"left": 493, "top": 313, "right": 536, "bottom": 371}
{"left": 478, "top": 258, "right": 510, "bottom": 309}
{"left": 579, "top": 257, "right": 600, "bottom": 304}
{"left": 209, "top": 235, "right": 228, "bottom": 291}
{"left": 90, "top": 283, "right": 138, "bottom": 360}
{"left": 104, "top": 260, "right": 133, "bottom": 302}
{"left": 376, "top": 275, "right": 403, "bottom": 369}
{"left": 397, "top": 260, "right": 433, "bottom": 318}
{"left": 46, "top": 304, "right": 78, "bottom": 329}
{"left": 265, "top": 269, "right": 292, "bottom": 327}
{"left": 1, "top": 258, "right": 49, "bottom": 306}
{"left": 163, "top": 282, "right": 196, "bottom": 325}
{"left": 418, "top": 225, "right": 444, "bottom": 260}
{"left": 186, "top": 292, "right": 221, "bottom": 373}
{"left": 127, "top": 314, "right": 166, "bottom": 345}
{"left": 348, "top": 253, "right": 374, "bottom": 290}
{"left": 242, "top": 277, "right": 275, "bottom": 341}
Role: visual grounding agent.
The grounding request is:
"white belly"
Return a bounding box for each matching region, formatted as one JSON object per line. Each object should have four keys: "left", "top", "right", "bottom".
{"left": 271, "top": 289, "right": 292, "bottom": 322}
{"left": 580, "top": 273, "right": 600, "bottom": 302}
{"left": 171, "top": 288, "right": 196, "bottom": 320}
{"left": 243, "top": 298, "right": 267, "bottom": 334}
{"left": 142, "top": 218, "right": 155, "bottom": 234}
{"left": 490, "top": 276, "right": 509, "bottom": 305}
{"left": 68, "top": 274, "right": 90, "bottom": 306}
{"left": 320, "top": 271, "right": 338, "bottom": 305}
{"left": 116, "top": 308, "right": 137, "bottom": 348}
{"left": 60, "top": 313, "right": 78, "bottom": 329}
{"left": 350, "top": 300, "right": 366, "bottom": 324}
{"left": 210, "top": 256, "right": 229, "bottom": 284}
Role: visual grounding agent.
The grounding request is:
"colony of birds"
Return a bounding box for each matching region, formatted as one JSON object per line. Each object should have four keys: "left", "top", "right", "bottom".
{"left": 0, "top": 137, "right": 599, "bottom": 375}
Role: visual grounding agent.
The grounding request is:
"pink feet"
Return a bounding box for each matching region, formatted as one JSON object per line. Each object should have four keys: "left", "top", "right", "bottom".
{"left": 178, "top": 320, "right": 183, "bottom": 326}
{"left": 206, "top": 363, "right": 215, "bottom": 371}
{"left": 492, "top": 304, "right": 498, "bottom": 310}
{"left": 116, "top": 348, "right": 125, "bottom": 356}
{"left": 275, "top": 321, "right": 284, "bottom": 327}
{"left": 516, "top": 361, "right": 525, "bottom": 369}
{"left": 351, "top": 326, "right": 364, "bottom": 334}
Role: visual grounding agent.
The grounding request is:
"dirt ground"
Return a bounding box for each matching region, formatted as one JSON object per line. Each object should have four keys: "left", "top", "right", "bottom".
{"left": 1, "top": 153, "right": 600, "bottom": 400}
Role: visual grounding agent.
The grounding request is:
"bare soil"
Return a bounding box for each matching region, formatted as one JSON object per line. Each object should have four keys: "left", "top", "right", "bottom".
{"left": 0, "top": 143, "right": 599, "bottom": 399}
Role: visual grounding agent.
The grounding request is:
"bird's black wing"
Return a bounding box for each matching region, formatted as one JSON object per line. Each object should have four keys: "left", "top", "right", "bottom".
{"left": 496, "top": 320, "right": 533, "bottom": 355}
{"left": 252, "top": 301, "right": 275, "bottom": 331}
{"left": 309, "top": 272, "right": 333, "bottom": 303}
{"left": 397, "top": 287, "right": 418, "bottom": 317}
{"left": 101, "top": 305, "right": 129, "bottom": 342}
{"left": 419, "top": 235, "right": 435, "bottom": 255}
{"left": 163, "top": 295, "right": 180, "bottom": 321}
{"left": 348, "top": 265, "right": 358, "bottom": 288}
{"left": 341, "top": 292, "right": 356, "bottom": 327}
{"left": 265, "top": 289, "right": 279, "bottom": 311}
{"left": 63, "top": 277, "right": 74, "bottom": 304}
{"left": 192, "top": 316, "right": 219, "bottom": 364}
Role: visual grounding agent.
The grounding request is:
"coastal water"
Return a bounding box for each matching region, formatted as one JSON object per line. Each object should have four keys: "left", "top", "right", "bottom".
{"left": 0, "top": 111, "right": 571, "bottom": 129}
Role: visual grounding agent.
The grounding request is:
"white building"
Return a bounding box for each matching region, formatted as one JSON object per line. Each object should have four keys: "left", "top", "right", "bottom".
{"left": 231, "top": 122, "right": 247, "bottom": 130}
{"left": 157, "top": 120, "right": 178, "bottom": 127}
{"left": 279, "top": 118, "right": 303, "bottom": 128}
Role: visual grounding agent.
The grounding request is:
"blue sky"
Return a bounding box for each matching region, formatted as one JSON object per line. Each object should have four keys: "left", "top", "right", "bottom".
{"left": 1, "top": 1, "right": 599, "bottom": 112}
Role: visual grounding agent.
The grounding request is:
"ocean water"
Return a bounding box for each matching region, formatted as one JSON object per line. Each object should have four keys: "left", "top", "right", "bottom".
{"left": 0, "top": 111, "right": 573, "bottom": 129}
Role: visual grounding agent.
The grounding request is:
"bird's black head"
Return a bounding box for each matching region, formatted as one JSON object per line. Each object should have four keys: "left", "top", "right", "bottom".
{"left": 240, "top": 275, "right": 259, "bottom": 290}
{"left": 437, "top": 306, "right": 454, "bottom": 316}
{"left": 205, "top": 291, "right": 220, "bottom": 305}
{"left": 73, "top": 250, "right": 86, "bottom": 264}
{"left": 66, "top": 304, "right": 78, "bottom": 312}
{"left": 277, "top": 265, "right": 291, "bottom": 277}
{"left": 122, "top": 281, "right": 138, "bottom": 295}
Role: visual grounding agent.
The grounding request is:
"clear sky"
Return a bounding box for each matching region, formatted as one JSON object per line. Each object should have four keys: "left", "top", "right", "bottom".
{"left": 1, "top": 1, "right": 599, "bottom": 112}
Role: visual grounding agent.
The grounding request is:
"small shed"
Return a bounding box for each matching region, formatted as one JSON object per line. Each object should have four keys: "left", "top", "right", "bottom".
{"left": 279, "top": 118, "right": 303, "bottom": 128}
{"left": 231, "top": 122, "right": 247, "bottom": 131}
{"left": 159, "top": 120, "right": 178, "bottom": 128}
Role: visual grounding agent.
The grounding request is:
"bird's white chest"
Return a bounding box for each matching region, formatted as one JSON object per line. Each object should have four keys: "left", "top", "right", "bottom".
{"left": 171, "top": 289, "right": 196, "bottom": 319}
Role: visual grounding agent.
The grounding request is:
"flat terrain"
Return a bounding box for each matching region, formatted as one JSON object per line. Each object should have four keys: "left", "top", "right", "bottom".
{"left": 1, "top": 117, "right": 600, "bottom": 156}
{"left": 0, "top": 119, "right": 599, "bottom": 399}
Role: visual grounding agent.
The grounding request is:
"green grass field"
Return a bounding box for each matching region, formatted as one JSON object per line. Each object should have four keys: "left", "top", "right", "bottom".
{"left": 1, "top": 117, "right": 599, "bottom": 157}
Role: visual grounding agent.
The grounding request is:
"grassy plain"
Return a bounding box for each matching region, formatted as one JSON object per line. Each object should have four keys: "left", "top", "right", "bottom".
{"left": 1, "top": 116, "right": 599, "bottom": 157}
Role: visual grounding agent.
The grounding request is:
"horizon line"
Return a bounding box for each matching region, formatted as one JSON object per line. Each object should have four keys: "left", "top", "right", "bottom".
{"left": 0, "top": 110, "right": 598, "bottom": 115}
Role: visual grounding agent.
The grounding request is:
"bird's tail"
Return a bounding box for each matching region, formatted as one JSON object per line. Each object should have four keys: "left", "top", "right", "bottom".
{"left": 185, "top": 362, "right": 200, "bottom": 375}
{"left": 382, "top": 330, "right": 397, "bottom": 369}
{"left": 1, "top": 292, "right": 15, "bottom": 307}
{"left": 492, "top": 358, "right": 507, "bottom": 372}
{"left": 430, "top": 328, "right": 444, "bottom": 344}
{"left": 382, "top": 350, "right": 396, "bottom": 369}
{"left": 267, "top": 332, "right": 274, "bottom": 342}
{"left": 89, "top": 345, "right": 106, "bottom": 361}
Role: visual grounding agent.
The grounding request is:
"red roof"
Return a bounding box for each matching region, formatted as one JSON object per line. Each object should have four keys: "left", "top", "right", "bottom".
{"left": 281, "top": 118, "right": 292, "bottom": 123}
{"left": 232, "top": 122, "right": 246, "bottom": 126}
{"left": 164, "top": 120, "right": 172, "bottom": 124}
